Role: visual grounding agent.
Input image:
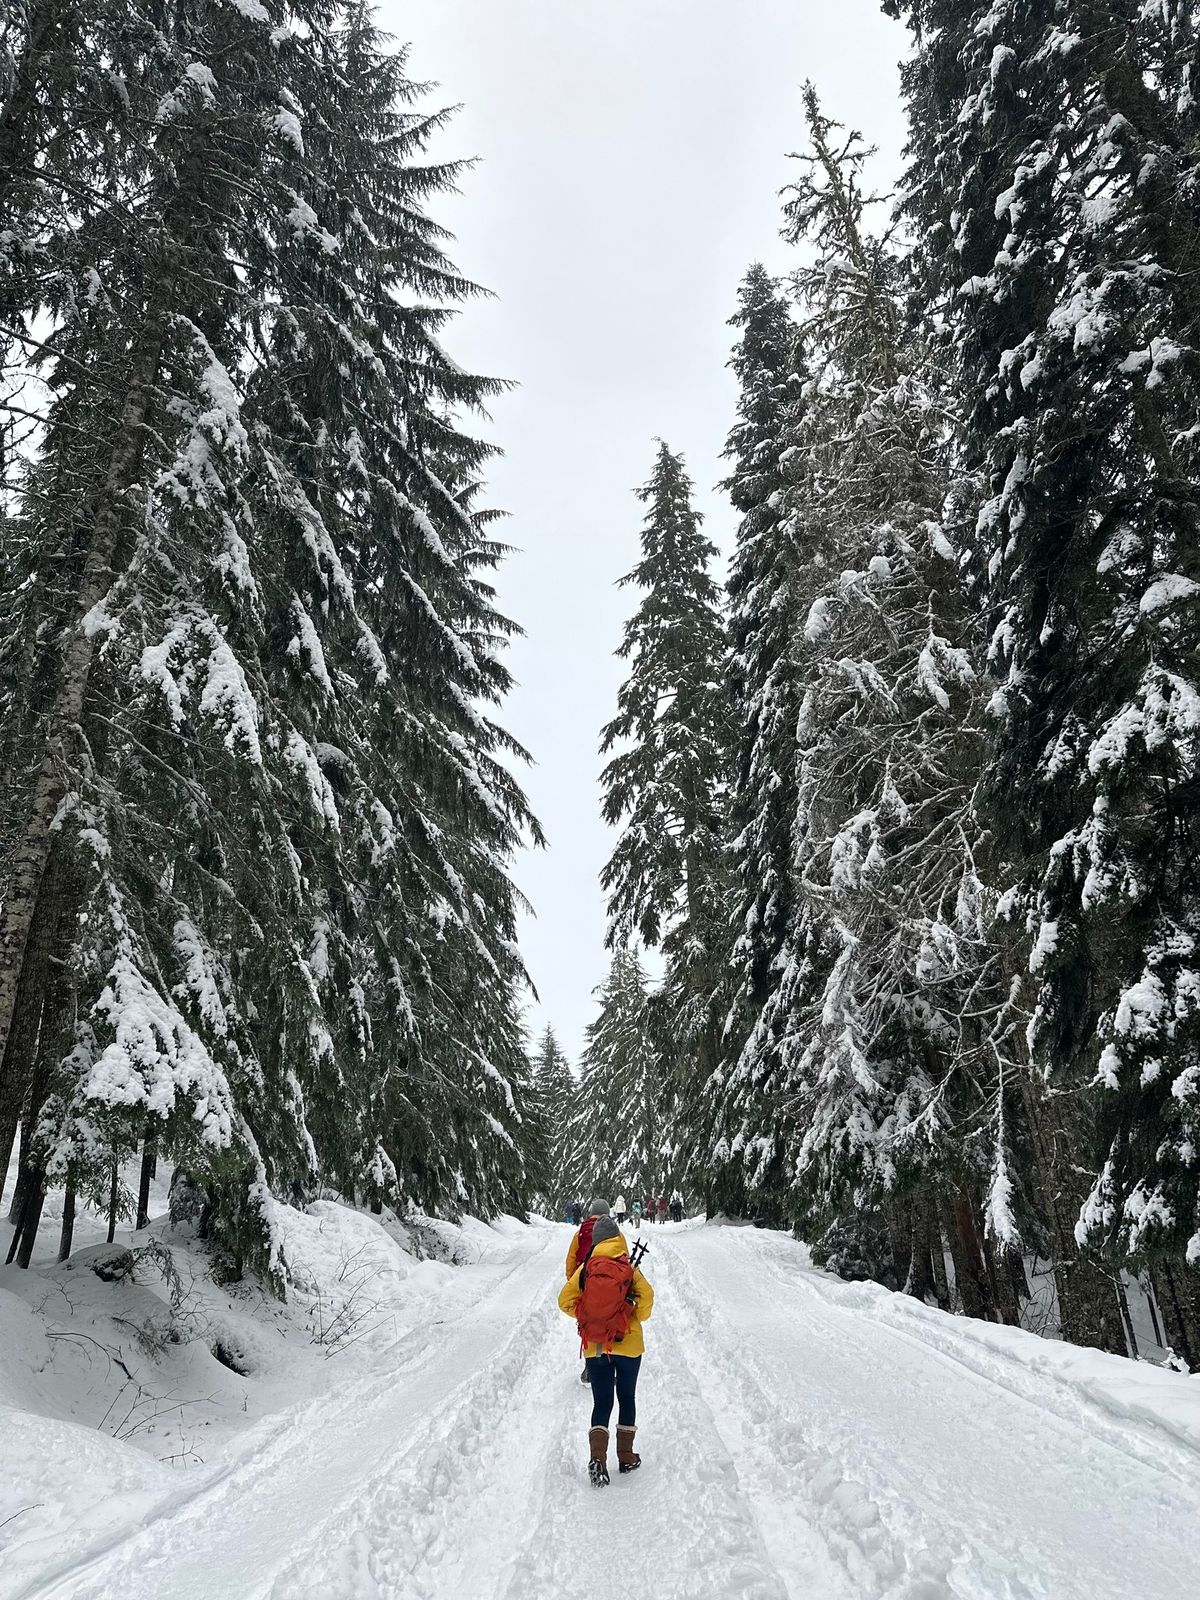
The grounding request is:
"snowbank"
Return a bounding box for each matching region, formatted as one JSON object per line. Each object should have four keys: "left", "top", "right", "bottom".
{"left": 752, "top": 1230, "right": 1200, "bottom": 1462}
{"left": 0, "top": 1172, "right": 541, "bottom": 1593}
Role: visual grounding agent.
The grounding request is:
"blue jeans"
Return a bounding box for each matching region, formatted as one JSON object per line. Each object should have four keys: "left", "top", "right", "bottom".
{"left": 586, "top": 1354, "right": 641, "bottom": 1428}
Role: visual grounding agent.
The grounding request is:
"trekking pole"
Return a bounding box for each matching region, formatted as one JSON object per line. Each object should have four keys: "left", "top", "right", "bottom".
{"left": 626, "top": 1237, "right": 649, "bottom": 1307}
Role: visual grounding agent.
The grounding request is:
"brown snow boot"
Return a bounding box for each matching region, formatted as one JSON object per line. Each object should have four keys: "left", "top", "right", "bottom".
{"left": 588, "top": 1426, "right": 610, "bottom": 1487}
{"left": 616, "top": 1424, "right": 641, "bottom": 1473}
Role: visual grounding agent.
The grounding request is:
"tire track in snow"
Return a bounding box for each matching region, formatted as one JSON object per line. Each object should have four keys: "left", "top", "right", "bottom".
{"left": 264, "top": 1292, "right": 569, "bottom": 1600}
{"left": 668, "top": 1226, "right": 1200, "bottom": 1600}
{"left": 655, "top": 1234, "right": 939, "bottom": 1600}
{"left": 495, "top": 1231, "right": 826, "bottom": 1600}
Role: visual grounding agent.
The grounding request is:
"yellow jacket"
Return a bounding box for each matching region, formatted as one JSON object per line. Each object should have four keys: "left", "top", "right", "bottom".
{"left": 557, "top": 1234, "right": 654, "bottom": 1358}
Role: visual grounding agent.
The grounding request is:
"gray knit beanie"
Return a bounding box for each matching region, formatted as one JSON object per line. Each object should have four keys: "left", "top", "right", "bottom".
{"left": 590, "top": 1215, "right": 620, "bottom": 1246}
{"left": 587, "top": 1198, "right": 611, "bottom": 1217}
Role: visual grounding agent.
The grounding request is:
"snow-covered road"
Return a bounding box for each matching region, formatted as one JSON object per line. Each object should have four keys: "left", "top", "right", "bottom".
{"left": 10, "top": 1222, "right": 1200, "bottom": 1600}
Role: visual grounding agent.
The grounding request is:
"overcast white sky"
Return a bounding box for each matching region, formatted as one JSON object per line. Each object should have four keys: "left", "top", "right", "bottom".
{"left": 379, "top": 0, "right": 909, "bottom": 1062}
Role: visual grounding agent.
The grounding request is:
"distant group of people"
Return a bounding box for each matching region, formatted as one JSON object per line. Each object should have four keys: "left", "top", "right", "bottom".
{"left": 564, "top": 1192, "right": 684, "bottom": 1228}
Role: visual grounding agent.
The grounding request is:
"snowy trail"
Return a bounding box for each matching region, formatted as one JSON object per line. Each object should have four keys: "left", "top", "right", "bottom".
{"left": 11, "top": 1222, "right": 1200, "bottom": 1600}
{"left": 656, "top": 1227, "right": 1200, "bottom": 1600}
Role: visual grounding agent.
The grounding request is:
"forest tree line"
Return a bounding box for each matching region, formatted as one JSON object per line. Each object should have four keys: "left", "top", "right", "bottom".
{"left": 3, "top": 1, "right": 1199, "bottom": 1371}
{"left": 0, "top": 1, "right": 541, "bottom": 1282}
{"left": 558, "top": 2, "right": 1200, "bottom": 1370}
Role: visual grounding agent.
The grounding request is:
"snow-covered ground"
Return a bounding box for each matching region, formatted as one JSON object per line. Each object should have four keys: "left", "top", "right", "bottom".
{"left": 4, "top": 1207, "right": 1200, "bottom": 1600}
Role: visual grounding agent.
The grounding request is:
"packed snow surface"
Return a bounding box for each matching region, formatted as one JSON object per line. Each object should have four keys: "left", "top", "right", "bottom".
{"left": 4, "top": 1217, "right": 1200, "bottom": 1600}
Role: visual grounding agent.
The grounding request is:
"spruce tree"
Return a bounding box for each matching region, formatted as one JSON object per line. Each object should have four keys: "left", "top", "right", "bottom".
{"left": 530, "top": 1024, "right": 575, "bottom": 1215}
{"left": 0, "top": 4, "right": 541, "bottom": 1274}
{"left": 704, "top": 266, "right": 803, "bottom": 1217}
{"left": 599, "top": 442, "right": 728, "bottom": 1174}
{"left": 574, "top": 950, "right": 661, "bottom": 1201}
{"left": 774, "top": 86, "right": 999, "bottom": 1298}
{"left": 888, "top": 0, "right": 1200, "bottom": 1357}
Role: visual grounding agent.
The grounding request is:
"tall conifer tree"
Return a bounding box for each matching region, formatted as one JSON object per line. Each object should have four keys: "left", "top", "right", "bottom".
{"left": 0, "top": 4, "right": 541, "bottom": 1274}
{"left": 887, "top": 0, "right": 1200, "bottom": 1356}
{"left": 599, "top": 442, "right": 728, "bottom": 1168}
{"left": 705, "top": 266, "right": 802, "bottom": 1216}
{"left": 573, "top": 950, "right": 661, "bottom": 1200}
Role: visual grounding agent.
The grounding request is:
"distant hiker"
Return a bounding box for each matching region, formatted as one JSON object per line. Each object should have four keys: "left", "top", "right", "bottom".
{"left": 656, "top": 1196, "right": 668, "bottom": 1224}
{"left": 644, "top": 1193, "right": 656, "bottom": 1224}
{"left": 670, "top": 1195, "right": 684, "bottom": 1223}
{"left": 568, "top": 1200, "right": 583, "bottom": 1226}
{"left": 614, "top": 1193, "right": 627, "bottom": 1224}
{"left": 565, "top": 1197, "right": 610, "bottom": 1279}
{"left": 558, "top": 1214, "right": 654, "bottom": 1486}
{"left": 631, "top": 1199, "right": 643, "bottom": 1230}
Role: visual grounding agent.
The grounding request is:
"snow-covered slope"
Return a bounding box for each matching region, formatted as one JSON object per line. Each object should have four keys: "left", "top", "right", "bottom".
{"left": 4, "top": 1219, "right": 1199, "bottom": 1600}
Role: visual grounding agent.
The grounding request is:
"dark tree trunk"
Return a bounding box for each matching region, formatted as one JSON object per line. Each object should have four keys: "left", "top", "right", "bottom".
{"left": 0, "top": 842, "right": 61, "bottom": 1211}
{"left": 136, "top": 1133, "right": 158, "bottom": 1231}
{"left": 907, "top": 1205, "right": 936, "bottom": 1305}
{"left": 1141, "top": 1273, "right": 1166, "bottom": 1351}
{"left": 57, "top": 1175, "right": 75, "bottom": 1261}
{"left": 1007, "top": 1245, "right": 1032, "bottom": 1315}
{"left": 7, "top": 1168, "right": 45, "bottom": 1267}
{"left": 943, "top": 1189, "right": 992, "bottom": 1320}
{"left": 1016, "top": 1072, "right": 1126, "bottom": 1354}
{"left": 1115, "top": 1274, "right": 1138, "bottom": 1358}
{"left": 887, "top": 1199, "right": 913, "bottom": 1291}
{"left": 1151, "top": 1260, "right": 1200, "bottom": 1371}
{"left": 107, "top": 1154, "right": 119, "bottom": 1244}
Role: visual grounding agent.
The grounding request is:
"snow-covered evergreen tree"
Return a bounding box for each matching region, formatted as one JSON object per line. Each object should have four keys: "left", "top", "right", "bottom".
{"left": 701, "top": 266, "right": 803, "bottom": 1216}
{"left": 888, "top": 0, "right": 1200, "bottom": 1357}
{"left": 775, "top": 86, "right": 998, "bottom": 1289}
{"left": 529, "top": 1024, "right": 575, "bottom": 1215}
{"left": 599, "top": 442, "right": 728, "bottom": 1178}
{"left": 0, "top": 4, "right": 541, "bottom": 1277}
{"left": 699, "top": 87, "right": 1016, "bottom": 1314}
{"left": 700, "top": 265, "right": 803, "bottom": 1209}
{"left": 572, "top": 950, "right": 662, "bottom": 1201}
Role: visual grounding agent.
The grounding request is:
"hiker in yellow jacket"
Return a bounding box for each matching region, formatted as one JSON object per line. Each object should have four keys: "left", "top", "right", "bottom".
{"left": 564, "top": 1196, "right": 610, "bottom": 1279}
{"left": 558, "top": 1215, "right": 654, "bottom": 1487}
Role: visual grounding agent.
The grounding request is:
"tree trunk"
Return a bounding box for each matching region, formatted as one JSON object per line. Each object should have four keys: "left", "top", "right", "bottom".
{"left": 926, "top": 1199, "right": 952, "bottom": 1312}
{"left": 0, "top": 1100, "right": 21, "bottom": 1215}
{"left": 1007, "top": 1246, "right": 1032, "bottom": 1323}
{"left": 1115, "top": 1274, "right": 1138, "bottom": 1358}
{"left": 57, "top": 1174, "right": 75, "bottom": 1262}
{"left": 1141, "top": 1273, "right": 1166, "bottom": 1351}
{"left": 943, "top": 1189, "right": 992, "bottom": 1320}
{"left": 887, "top": 1198, "right": 913, "bottom": 1291}
{"left": 0, "top": 322, "right": 166, "bottom": 1103}
{"left": 0, "top": 840, "right": 62, "bottom": 1210}
{"left": 907, "top": 1208, "right": 936, "bottom": 1305}
{"left": 136, "top": 1132, "right": 158, "bottom": 1231}
{"left": 7, "top": 1167, "right": 45, "bottom": 1267}
{"left": 1151, "top": 1259, "right": 1200, "bottom": 1371}
{"left": 985, "top": 1236, "right": 1023, "bottom": 1325}
{"left": 107, "top": 1154, "right": 119, "bottom": 1244}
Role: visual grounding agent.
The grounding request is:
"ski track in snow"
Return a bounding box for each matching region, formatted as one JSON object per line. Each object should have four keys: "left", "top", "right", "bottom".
{"left": 9, "top": 1223, "right": 1200, "bottom": 1600}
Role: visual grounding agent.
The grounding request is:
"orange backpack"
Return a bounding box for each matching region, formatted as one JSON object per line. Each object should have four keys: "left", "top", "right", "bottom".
{"left": 576, "top": 1252, "right": 634, "bottom": 1354}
